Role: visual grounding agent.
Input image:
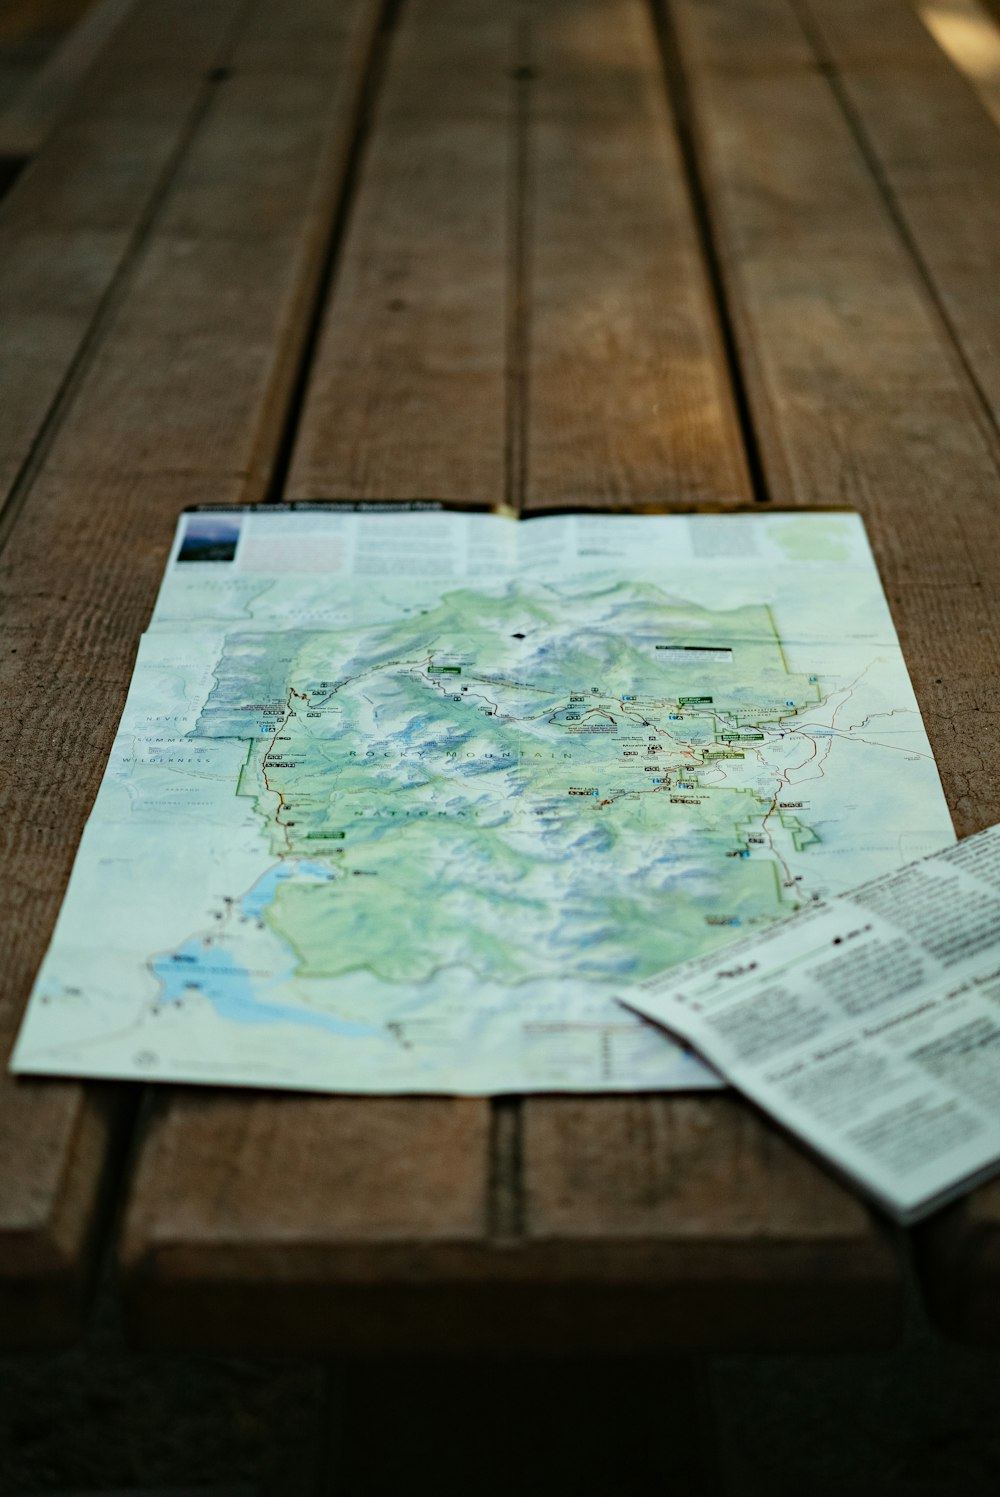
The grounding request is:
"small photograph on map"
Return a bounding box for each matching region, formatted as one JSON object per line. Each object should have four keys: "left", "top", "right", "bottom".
{"left": 177, "top": 514, "right": 241, "bottom": 563}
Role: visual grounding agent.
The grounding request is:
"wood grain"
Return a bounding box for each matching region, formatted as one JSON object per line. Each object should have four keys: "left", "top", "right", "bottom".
{"left": 517, "top": 0, "right": 896, "bottom": 1354}
{"left": 286, "top": 0, "right": 511, "bottom": 503}
{"left": 524, "top": 0, "right": 749, "bottom": 508}
{"left": 121, "top": 1093, "right": 496, "bottom": 1352}
{"left": 803, "top": 0, "right": 1000, "bottom": 446}
{"left": 39, "top": 0, "right": 386, "bottom": 497}
{"left": 124, "top": 0, "right": 509, "bottom": 1352}
{"left": 121, "top": 1089, "right": 899, "bottom": 1354}
{"left": 0, "top": 0, "right": 245, "bottom": 516}
{"left": 519, "top": 1096, "right": 899, "bottom": 1350}
{"left": 520, "top": 0, "right": 892, "bottom": 1353}
{"left": 669, "top": 0, "right": 1000, "bottom": 1331}
{"left": 120, "top": 0, "right": 900, "bottom": 1357}
{"left": 0, "top": 470, "right": 242, "bottom": 1347}
{"left": 670, "top": 0, "right": 1000, "bottom": 832}
{"left": 0, "top": 0, "right": 384, "bottom": 1345}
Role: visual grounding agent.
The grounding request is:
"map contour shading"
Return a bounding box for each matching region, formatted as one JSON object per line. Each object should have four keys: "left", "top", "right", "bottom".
{"left": 11, "top": 506, "right": 956, "bottom": 1093}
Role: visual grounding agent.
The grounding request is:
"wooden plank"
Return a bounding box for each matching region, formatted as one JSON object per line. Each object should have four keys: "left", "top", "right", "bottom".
{"left": 120, "top": 0, "right": 898, "bottom": 1356}
{"left": 0, "top": 0, "right": 139, "bottom": 161}
{"left": 286, "top": 0, "right": 511, "bottom": 503}
{"left": 121, "top": 1094, "right": 497, "bottom": 1352}
{"left": 23, "top": 0, "right": 386, "bottom": 497}
{"left": 0, "top": 0, "right": 248, "bottom": 1347}
{"left": 121, "top": 1092, "right": 899, "bottom": 1354}
{"left": 524, "top": 0, "right": 893, "bottom": 1352}
{"left": 802, "top": 0, "right": 1000, "bottom": 450}
{"left": 510, "top": 0, "right": 896, "bottom": 1353}
{"left": 524, "top": 0, "right": 750, "bottom": 507}
{"left": 0, "top": 225, "right": 122, "bottom": 503}
{"left": 122, "top": 0, "right": 508, "bottom": 1351}
{"left": 0, "top": 0, "right": 245, "bottom": 512}
{"left": 666, "top": 0, "right": 1000, "bottom": 1337}
{"left": 288, "top": 0, "right": 749, "bottom": 507}
{"left": 519, "top": 1096, "right": 899, "bottom": 1350}
{"left": 0, "top": 1078, "right": 121, "bottom": 1349}
{"left": 669, "top": 0, "right": 1000, "bottom": 830}
{"left": 0, "top": 469, "right": 242, "bottom": 1348}
{"left": 0, "top": 0, "right": 384, "bottom": 1346}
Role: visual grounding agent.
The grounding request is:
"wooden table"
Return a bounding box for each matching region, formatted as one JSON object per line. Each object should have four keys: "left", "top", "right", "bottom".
{"left": 2, "top": 0, "right": 999, "bottom": 1354}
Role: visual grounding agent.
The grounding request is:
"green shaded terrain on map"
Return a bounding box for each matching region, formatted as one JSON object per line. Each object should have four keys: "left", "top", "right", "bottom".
{"left": 195, "top": 582, "right": 820, "bottom": 986}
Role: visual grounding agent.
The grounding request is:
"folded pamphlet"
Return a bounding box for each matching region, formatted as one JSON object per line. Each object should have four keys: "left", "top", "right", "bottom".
{"left": 622, "top": 823, "right": 1000, "bottom": 1221}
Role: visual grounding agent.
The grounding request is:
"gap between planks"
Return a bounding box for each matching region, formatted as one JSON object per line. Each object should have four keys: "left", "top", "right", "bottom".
{"left": 666, "top": 0, "right": 1000, "bottom": 1329}
{"left": 503, "top": 9, "right": 532, "bottom": 515}
{"left": 118, "top": 0, "right": 899, "bottom": 1358}
{"left": 0, "top": 0, "right": 394, "bottom": 1346}
{"left": 258, "top": 0, "right": 407, "bottom": 507}
{"left": 788, "top": 0, "right": 1000, "bottom": 478}
{"left": 0, "top": 0, "right": 254, "bottom": 551}
{"left": 649, "top": 0, "right": 772, "bottom": 505}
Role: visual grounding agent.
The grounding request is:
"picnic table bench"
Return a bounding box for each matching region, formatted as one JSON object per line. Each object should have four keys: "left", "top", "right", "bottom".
{"left": 3, "top": 0, "right": 1000, "bottom": 1355}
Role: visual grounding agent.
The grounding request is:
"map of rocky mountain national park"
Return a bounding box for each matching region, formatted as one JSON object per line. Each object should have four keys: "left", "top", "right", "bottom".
{"left": 12, "top": 507, "right": 957, "bottom": 1093}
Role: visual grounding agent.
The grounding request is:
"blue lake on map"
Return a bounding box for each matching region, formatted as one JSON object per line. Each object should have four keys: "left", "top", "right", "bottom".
{"left": 152, "top": 860, "right": 380, "bottom": 1038}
